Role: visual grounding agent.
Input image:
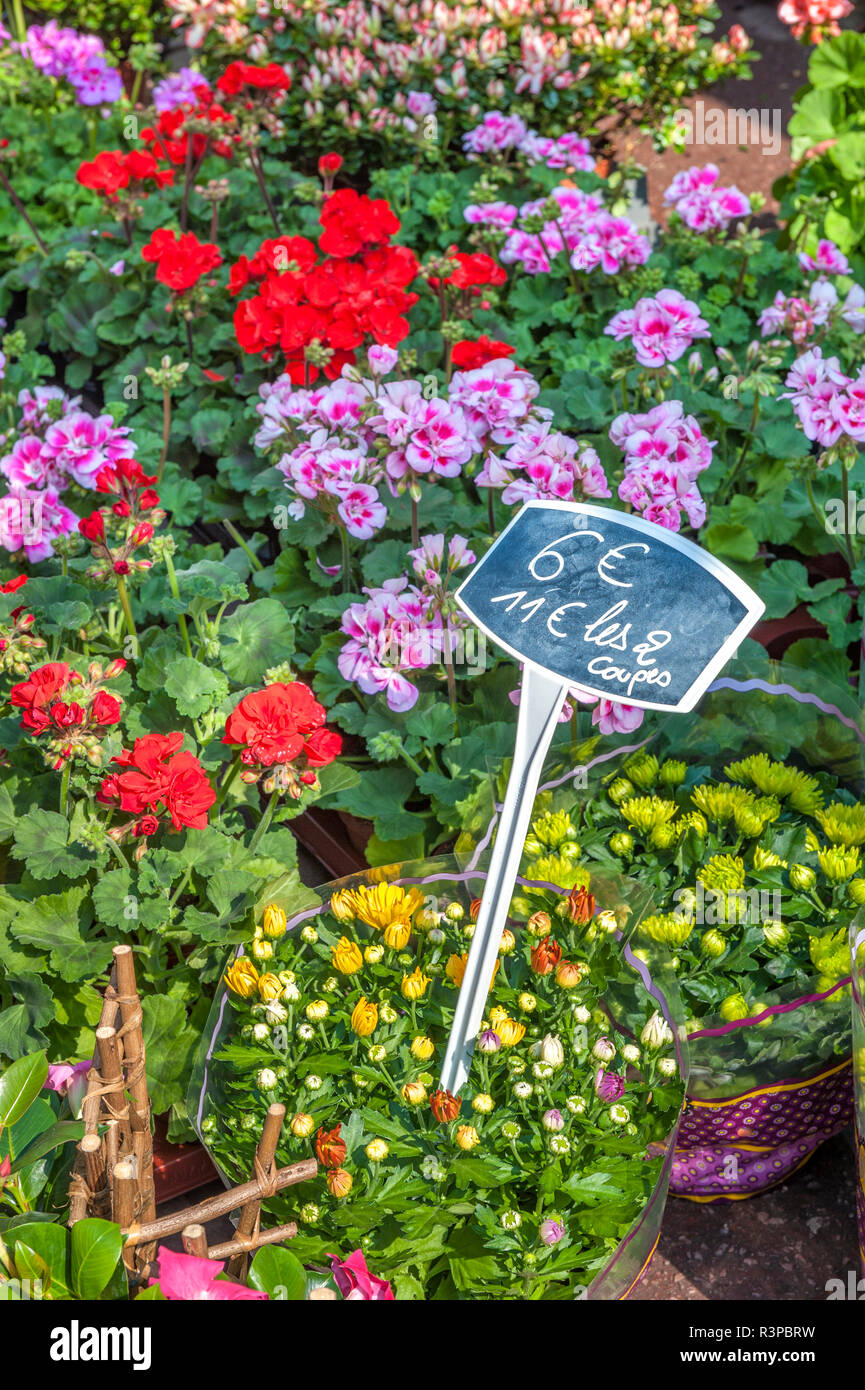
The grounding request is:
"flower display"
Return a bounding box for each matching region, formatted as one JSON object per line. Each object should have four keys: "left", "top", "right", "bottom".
{"left": 223, "top": 681, "right": 342, "bottom": 794}
{"left": 97, "top": 732, "right": 216, "bottom": 836}
{"left": 203, "top": 872, "right": 682, "bottom": 1299}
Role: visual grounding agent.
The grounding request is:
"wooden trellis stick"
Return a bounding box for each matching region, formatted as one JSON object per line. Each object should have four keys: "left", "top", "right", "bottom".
{"left": 182, "top": 1224, "right": 208, "bottom": 1258}
{"left": 227, "top": 1102, "right": 285, "bottom": 1280}
{"left": 120, "top": 1158, "right": 317, "bottom": 1246}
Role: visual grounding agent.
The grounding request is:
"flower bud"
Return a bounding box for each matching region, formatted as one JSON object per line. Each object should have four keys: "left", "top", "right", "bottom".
{"left": 609, "top": 832, "right": 634, "bottom": 856}
{"left": 762, "top": 919, "right": 789, "bottom": 949}
{"left": 592, "top": 1036, "right": 615, "bottom": 1063}
{"left": 609, "top": 1103, "right": 630, "bottom": 1124}
{"left": 719, "top": 992, "right": 749, "bottom": 1022}
{"left": 512, "top": 1080, "right": 533, "bottom": 1100}
{"left": 364, "top": 943, "right": 384, "bottom": 964}
{"left": 700, "top": 929, "right": 727, "bottom": 959}
{"left": 257, "top": 972, "right": 284, "bottom": 1002}
{"left": 330, "top": 889, "right": 355, "bottom": 922}
{"left": 306, "top": 999, "right": 329, "bottom": 1021}
{"left": 527, "top": 910, "right": 552, "bottom": 938}
{"left": 300, "top": 925, "right": 318, "bottom": 944}
{"left": 256, "top": 1068, "right": 277, "bottom": 1090}
{"left": 224, "top": 958, "right": 259, "bottom": 998}
{"left": 264, "top": 1001, "right": 287, "bottom": 1025}
{"left": 607, "top": 777, "right": 635, "bottom": 804}
{"left": 472, "top": 1092, "right": 494, "bottom": 1113}
{"left": 411, "top": 1035, "right": 434, "bottom": 1061}
{"left": 542, "top": 1108, "right": 565, "bottom": 1131}
{"left": 566, "top": 1094, "right": 586, "bottom": 1114}
{"left": 365, "top": 1139, "right": 389, "bottom": 1162}
{"left": 657, "top": 1057, "right": 678, "bottom": 1077}
{"left": 402, "top": 1080, "right": 427, "bottom": 1105}
{"left": 299, "top": 1202, "right": 320, "bottom": 1224}
{"left": 622, "top": 1043, "right": 641, "bottom": 1064}
{"left": 548, "top": 1133, "right": 571, "bottom": 1156}
{"left": 455, "top": 1124, "right": 480, "bottom": 1150}
{"left": 500, "top": 1210, "right": 521, "bottom": 1230}
{"left": 554, "top": 958, "right": 584, "bottom": 989}
{"left": 291, "top": 1112, "right": 315, "bottom": 1137}
{"left": 251, "top": 937, "right": 274, "bottom": 961}
{"left": 263, "top": 903, "right": 287, "bottom": 937}
{"left": 517, "top": 991, "right": 537, "bottom": 1013}
{"left": 445, "top": 902, "right": 464, "bottom": 922}
{"left": 367, "top": 1044, "right": 387, "bottom": 1062}
{"left": 532, "top": 1033, "right": 564, "bottom": 1068}
{"left": 849, "top": 878, "right": 865, "bottom": 906}
{"left": 789, "top": 863, "right": 816, "bottom": 891}
{"left": 477, "top": 1028, "right": 501, "bottom": 1053}
{"left": 428, "top": 927, "right": 445, "bottom": 945}
{"left": 326, "top": 1168, "right": 353, "bottom": 1198}
{"left": 499, "top": 928, "right": 516, "bottom": 955}
{"left": 332, "top": 936, "right": 363, "bottom": 974}
{"left": 640, "top": 1011, "right": 673, "bottom": 1049}
{"left": 540, "top": 1218, "right": 565, "bottom": 1246}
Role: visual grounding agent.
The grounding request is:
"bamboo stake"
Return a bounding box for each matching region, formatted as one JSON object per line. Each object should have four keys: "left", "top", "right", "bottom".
{"left": 114, "top": 1160, "right": 138, "bottom": 1278}
{"left": 121, "top": 1159, "right": 317, "bottom": 1245}
{"left": 227, "top": 1103, "right": 285, "bottom": 1280}
{"left": 113, "top": 946, "right": 156, "bottom": 1266}
{"left": 182, "top": 1224, "right": 208, "bottom": 1258}
{"left": 80, "top": 1133, "right": 107, "bottom": 1213}
{"left": 205, "top": 1221, "right": 298, "bottom": 1262}
{"left": 70, "top": 973, "right": 123, "bottom": 1223}
{"left": 96, "top": 1025, "right": 133, "bottom": 1154}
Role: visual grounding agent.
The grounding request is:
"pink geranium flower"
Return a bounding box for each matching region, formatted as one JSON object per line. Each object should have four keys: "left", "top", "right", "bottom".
{"left": 328, "top": 1249, "right": 394, "bottom": 1300}
{"left": 151, "top": 1247, "right": 268, "bottom": 1300}
{"left": 605, "top": 290, "right": 711, "bottom": 368}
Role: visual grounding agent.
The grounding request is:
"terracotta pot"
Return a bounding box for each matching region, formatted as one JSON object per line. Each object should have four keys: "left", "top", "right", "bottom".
{"left": 152, "top": 1112, "right": 218, "bottom": 1203}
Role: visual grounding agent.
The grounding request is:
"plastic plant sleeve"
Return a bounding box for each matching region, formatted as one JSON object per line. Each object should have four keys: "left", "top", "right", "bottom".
{"left": 852, "top": 912, "right": 865, "bottom": 1277}
{"left": 454, "top": 653, "right": 864, "bottom": 1200}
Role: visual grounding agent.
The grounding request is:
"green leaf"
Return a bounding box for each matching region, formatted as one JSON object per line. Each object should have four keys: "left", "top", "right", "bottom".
{"left": 701, "top": 522, "right": 758, "bottom": 564}
{"left": 71, "top": 1218, "right": 123, "bottom": 1300}
{"left": 6, "top": 1221, "right": 70, "bottom": 1296}
{"left": 219, "top": 599, "right": 295, "bottom": 685}
{"left": 11, "top": 1120, "right": 85, "bottom": 1174}
{"left": 11, "top": 811, "right": 94, "bottom": 881}
{"left": 141, "top": 995, "right": 200, "bottom": 1114}
{"left": 164, "top": 656, "right": 229, "bottom": 719}
{"left": 15, "top": 577, "right": 93, "bottom": 635}
{"left": 758, "top": 559, "right": 811, "bottom": 621}
{"left": 809, "top": 30, "right": 865, "bottom": 89}
{"left": 0, "top": 1051, "right": 48, "bottom": 1130}
{"left": 248, "top": 1245, "right": 306, "bottom": 1300}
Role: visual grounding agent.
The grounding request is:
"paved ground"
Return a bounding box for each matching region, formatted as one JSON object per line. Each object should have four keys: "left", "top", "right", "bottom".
{"left": 616, "top": 0, "right": 819, "bottom": 219}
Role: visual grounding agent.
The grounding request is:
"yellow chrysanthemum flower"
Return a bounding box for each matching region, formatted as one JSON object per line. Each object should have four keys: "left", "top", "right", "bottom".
{"left": 639, "top": 911, "right": 694, "bottom": 948}
{"left": 400, "top": 966, "right": 430, "bottom": 1000}
{"left": 753, "top": 845, "right": 787, "bottom": 870}
{"left": 342, "top": 882, "right": 425, "bottom": 932}
{"left": 724, "top": 754, "right": 823, "bottom": 816}
{"left": 488, "top": 1006, "right": 525, "bottom": 1048}
{"left": 697, "top": 853, "right": 746, "bottom": 893}
{"left": 623, "top": 751, "right": 659, "bottom": 789}
{"left": 262, "top": 903, "right": 287, "bottom": 938}
{"left": 815, "top": 802, "right": 865, "bottom": 848}
{"left": 224, "top": 958, "right": 260, "bottom": 998}
{"left": 619, "top": 796, "right": 678, "bottom": 834}
{"left": 446, "top": 953, "right": 499, "bottom": 991}
{"left": 818, "top": 844, "right": 861, "bottom": 882}
{"left": 330, "top": 889, "right": 356, "bottom": 923}
{"left": 332, "top": 936, "right": 363, "bottom": 975}
{"left": 257, "top": 972, "right": 284, "bottom": 1002}
{"left": 382, "top": 919, "right": 412, "bottom": 950}
{"left": 530, "top": 809, "right": 578, "bottom": 850}
{"left": 350, "top": 996, "right": 378, "bottom": 1036}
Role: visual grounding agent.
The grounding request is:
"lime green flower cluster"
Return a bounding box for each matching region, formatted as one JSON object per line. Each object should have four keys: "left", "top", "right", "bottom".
{"left": 520, "top": 751, "right": 862, "bottom": 1028}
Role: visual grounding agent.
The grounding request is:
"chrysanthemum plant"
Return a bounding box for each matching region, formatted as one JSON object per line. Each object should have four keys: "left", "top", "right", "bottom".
{"left": 196, "top": 873, "right": 685, "bottom": 1300}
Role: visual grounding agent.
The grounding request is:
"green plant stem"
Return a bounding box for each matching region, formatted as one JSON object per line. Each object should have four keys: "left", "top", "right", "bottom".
{"left": 249, "top": 789, "right": 279, "bottom": 853}
{"left": 130, "top": 68, "right": 144, "bottom": 106}
{"left": 249, "top": 149, "right": 280, "bottom": 235}
{"left": 157, "top": 387, "right": 171, "bottom": 484}
{"left": 59, "top": 761, "right": 72, "bottom": 818}
{"left": 115, "top": 575, "right": 137, "bottom": 642}
{"left": 10, "top": 0, "right": 26, "bottom": 42}
{"left": 163, "top": 550, "right": 193, "bottom": 659}
{"left": 410, "top": 495, "right": 420, "bottom": 549}
{"left": 0, "top": 166, "right": 47, "bottom": 254}
{"left": 841, "top": 460, "right": 857, "bottom": 570}
{"left": 223, "top": 519, "right": 263, "bottom": 571}
{"left": 215, "top": 750, "right": 243, "bottom": 807}
{"left": 340, "top": 524, "right": 352, "bottom": 594}
{"left": 720, "top": 396, "right": 760, "bottom": 504}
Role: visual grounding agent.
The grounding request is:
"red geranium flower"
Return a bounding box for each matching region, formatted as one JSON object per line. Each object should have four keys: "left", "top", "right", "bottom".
{"left": 442, "top": 248, "right": 507, "bottom": 290}
{"left": 222, "top": 682, "right": 339, "bottom": 769}
{"left": 451, "top": 336, "right": 515, "bottom": 371}
{"left": 10, "top": 662, "right": 72, "bottom": 732}
{"left": 77, "top": 149, "right": 174, "bottom": 197}
{"left": 0, "top": 575, "right": 27, "bottom": 594}
{"left": 217, "top": 61, "right": 291, "bottom": 96}
{"left": 98, "top": 732, "right": 215, "bottom": 830}
{"left": 142, "top": 229, "right": 223, "bottom": 294}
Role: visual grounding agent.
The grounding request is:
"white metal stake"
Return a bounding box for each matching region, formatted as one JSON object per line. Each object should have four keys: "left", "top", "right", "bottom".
{"left": 439, "top": 663, "right": 568, "bottom": 1095}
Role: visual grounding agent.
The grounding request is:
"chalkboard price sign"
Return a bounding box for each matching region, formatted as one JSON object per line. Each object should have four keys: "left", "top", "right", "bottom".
{"left": 454, "top": 500, "right": 764, "bottom": 712}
